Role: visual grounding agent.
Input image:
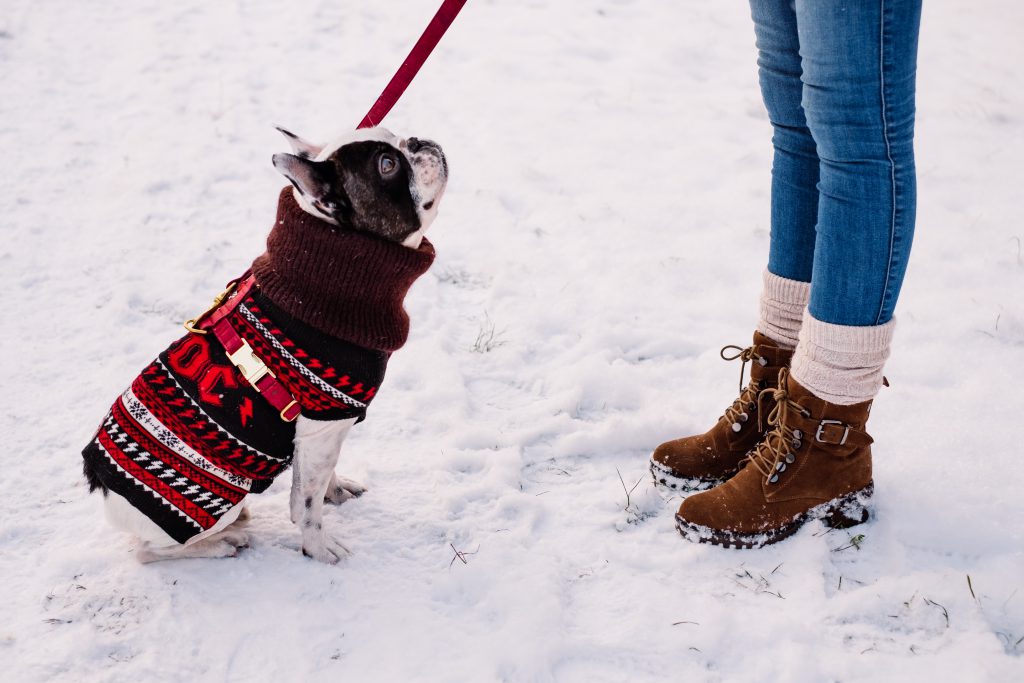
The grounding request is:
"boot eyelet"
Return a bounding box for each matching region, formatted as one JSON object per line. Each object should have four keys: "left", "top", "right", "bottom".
{"left": 775, "top": 462, "right": 786, "bottom": 472}
{"left": 793, "top": 429, "right": 803, "bottom": 440}
{"left": 758, "top": 357, "right": 768, "bottom": 366}
{"left": 748, "top": 403, "right": 756, "bottom": 412}
{"left": 739, "top": 412, "right": 749, "bottom": 423}
{"left": 792, "top": 439, "right": 802, "bottom": 450}
{"left": 769, "top": 474, "right": 779, "bottom": 484}
{"left": 731, "top": 422, "right": 742, "bottom": 432}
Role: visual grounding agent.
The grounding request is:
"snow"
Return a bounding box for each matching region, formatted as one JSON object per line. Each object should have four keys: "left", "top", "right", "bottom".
{"left": 1, "top": 0, "right": 1022, "bottom": 680}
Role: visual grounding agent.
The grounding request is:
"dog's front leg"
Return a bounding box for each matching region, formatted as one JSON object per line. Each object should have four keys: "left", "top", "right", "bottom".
{"left": 290, "top": 416, "right": 357, "bottom": 564}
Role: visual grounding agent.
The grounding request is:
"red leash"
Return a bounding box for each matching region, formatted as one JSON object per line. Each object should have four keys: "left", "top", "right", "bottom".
{"left": 357, "top": 0, "right": 469, "bottom": 129}
{"left": 182, "top": 2, "right": 468, "bottom": 422}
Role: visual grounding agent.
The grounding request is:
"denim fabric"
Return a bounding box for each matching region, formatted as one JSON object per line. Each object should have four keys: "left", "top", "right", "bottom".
{"left": 750, "top": 0, "right": 922, "bottom": 326}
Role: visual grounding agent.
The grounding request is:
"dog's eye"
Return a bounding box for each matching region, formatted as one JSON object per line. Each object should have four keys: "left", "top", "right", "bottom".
{"left": 378, "top": 154, "right": 398, "bottom": 177}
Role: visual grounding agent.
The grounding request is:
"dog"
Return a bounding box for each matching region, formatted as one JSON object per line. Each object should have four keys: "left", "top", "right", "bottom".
{"left": 81, "top": 126, "right": 447, "bottom": 563}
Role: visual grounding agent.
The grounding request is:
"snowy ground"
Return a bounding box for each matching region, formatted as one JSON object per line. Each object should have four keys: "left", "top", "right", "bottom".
{"left": 2, "top": 1, "right": 1022, "bottom": 681}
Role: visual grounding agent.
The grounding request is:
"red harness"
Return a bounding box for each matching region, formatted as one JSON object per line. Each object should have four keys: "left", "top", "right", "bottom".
{"left": 185, "top": 272, "right": 302, "bottom": 422}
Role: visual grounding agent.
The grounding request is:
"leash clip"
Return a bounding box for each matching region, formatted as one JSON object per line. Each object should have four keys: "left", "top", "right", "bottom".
{"left": 183, "top": 279, "right": 239, "bottom": 335}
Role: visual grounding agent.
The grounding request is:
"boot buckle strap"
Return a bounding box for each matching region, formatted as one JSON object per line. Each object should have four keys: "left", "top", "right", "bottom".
{"left": 815, "top": 419, "right": 850, "bottom": 446}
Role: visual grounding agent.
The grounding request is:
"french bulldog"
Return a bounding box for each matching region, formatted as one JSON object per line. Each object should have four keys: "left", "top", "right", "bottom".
{"left": 81, "top": 126, "right": 447, "bottom": 563}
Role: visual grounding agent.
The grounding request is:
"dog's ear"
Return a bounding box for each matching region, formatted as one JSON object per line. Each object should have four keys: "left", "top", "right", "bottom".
{"left": 272, "top": 155, "right": 339, "bottom": 205}
{"left": 272, "top": 153, "right": 352, "bottom": 220}
{"left": 275, "top": 126, "right": 322, "bottom": 160}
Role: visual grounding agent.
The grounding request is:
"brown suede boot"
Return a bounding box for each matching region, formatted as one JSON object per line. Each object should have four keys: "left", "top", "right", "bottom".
{"left": 650, "top": 332, "right": 793, "bottom": 491}
{"left": 674, "top": 369, "right": 874, "bottom": 548}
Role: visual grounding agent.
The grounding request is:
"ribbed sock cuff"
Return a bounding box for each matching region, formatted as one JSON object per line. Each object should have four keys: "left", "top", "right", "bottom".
{"left": 757, "top": 269, "right": 810, "bottom": 350}
{"left": 790, "top": 309, "right": 895, "bottom": 405}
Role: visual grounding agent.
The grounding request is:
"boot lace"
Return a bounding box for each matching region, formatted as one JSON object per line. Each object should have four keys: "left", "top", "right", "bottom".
{"left": 719, "top": 344, "right": 768, "bottom": 432}
{"left": 744, "top": 368, "right": 808, "bottom": 485}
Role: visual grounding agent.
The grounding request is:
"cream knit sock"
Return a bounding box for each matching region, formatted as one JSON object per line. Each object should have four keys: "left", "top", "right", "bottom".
{"left": 790, "top": 309, "right": 895, "bottom": 405}
{"left": 757, "top": 269, "right": 811, "bottom": 350}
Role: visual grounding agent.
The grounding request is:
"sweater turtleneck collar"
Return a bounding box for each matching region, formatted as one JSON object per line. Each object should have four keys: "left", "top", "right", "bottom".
{"left": 251, "top": 187, "right": 436, "bottom": 353}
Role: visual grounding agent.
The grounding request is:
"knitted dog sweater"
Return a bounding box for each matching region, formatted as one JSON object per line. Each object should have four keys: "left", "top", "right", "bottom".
{"left": 82, "top": 189, "right": 435, "bottom": 544}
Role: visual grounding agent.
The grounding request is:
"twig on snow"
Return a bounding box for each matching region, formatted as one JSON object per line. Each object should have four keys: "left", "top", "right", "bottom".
{"left": 448, "top": 543, "right": 480, "bottom": 569}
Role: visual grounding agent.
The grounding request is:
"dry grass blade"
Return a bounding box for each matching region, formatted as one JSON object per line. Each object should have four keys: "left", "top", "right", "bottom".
{"left": 923, "top": 598, "right": 950, "bottom": 628}
{"left": 616, "top": 468, "right": 644, "bottom": 510}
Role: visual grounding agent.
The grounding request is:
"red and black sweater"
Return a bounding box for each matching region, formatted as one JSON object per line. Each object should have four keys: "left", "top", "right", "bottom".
{"left": 82, "top": 189, "right": 435, "bottom": 544}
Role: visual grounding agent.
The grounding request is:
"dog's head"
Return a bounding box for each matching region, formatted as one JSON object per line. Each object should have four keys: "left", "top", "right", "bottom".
{"left": 272, "top": 126, "right": 448, "bottom": 248}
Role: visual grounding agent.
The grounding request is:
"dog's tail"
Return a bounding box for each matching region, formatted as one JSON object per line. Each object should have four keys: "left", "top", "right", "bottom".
{"left": 81, "top": 442, "right": 109, "bottom": 495}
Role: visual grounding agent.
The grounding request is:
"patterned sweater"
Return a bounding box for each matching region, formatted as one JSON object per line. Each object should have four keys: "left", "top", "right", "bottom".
{"left": 82, "top": 189, "right": 435, "bottom": 544}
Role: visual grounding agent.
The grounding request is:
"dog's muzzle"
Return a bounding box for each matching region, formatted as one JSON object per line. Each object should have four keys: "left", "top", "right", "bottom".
{"left": 409, "top": 137, "right": 446, "bottom": 171}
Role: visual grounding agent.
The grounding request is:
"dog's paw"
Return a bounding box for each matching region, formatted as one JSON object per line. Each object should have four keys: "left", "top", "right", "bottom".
{"left": 325, "top": 475, "right": 367, "bottom": 505}
{"left": 215, "top": 527, "right": 250, "bottom": 548}
{"left": 301, "top": 535, "right": 351, "bottom": 565}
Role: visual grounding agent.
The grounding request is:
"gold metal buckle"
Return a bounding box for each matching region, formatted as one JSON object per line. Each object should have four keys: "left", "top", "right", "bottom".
{"left": 183, "top": 280, "right": 239, "bottom": 335}
{"left": 227, "top": 340, "right": 275, "bottom": 389}
{"left": 280, "top": 400, "right": 299, "bottom": 422}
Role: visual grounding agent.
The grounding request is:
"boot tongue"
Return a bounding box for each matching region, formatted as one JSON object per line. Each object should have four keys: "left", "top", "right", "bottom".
{"left": 750, "top": 331, "right": 792, "bottom": 381}
{"left": 752, "top": 330, "right": 780, "bottom": 349}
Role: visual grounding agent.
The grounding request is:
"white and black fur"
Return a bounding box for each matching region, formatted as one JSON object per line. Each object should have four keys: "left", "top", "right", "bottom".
{"left": 96, "top": 126, "right": 447, "bottom": 563}
{"left": 274, "top": 126, "right": 447, "bottom": 248}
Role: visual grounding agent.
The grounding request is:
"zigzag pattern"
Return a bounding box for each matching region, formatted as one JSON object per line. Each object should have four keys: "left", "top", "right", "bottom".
{"left": 135, "top": 360, "right": 289, "bottom": 481}
{"left": 98, "top": 412, "right": 232, "bottom": 528}
{"left": 110, "top": 398, "right": 249, "bottom": 502}
{"left": 234, "top": 299, "right": 375, "bottom": 409}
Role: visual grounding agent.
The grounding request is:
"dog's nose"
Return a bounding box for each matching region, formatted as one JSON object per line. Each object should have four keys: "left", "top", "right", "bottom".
{"left": 406, "top": 137, "right": 441, "bottom": 154}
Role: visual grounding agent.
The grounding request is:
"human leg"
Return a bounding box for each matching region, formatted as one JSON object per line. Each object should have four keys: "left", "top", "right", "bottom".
{"left": 675, "top": 0, "right": 923, "bottom": 546}
{"left": 791, "top": 0, "right": 922, "bottom": 405}
{"left": 800, "top": 0, "right": 921, "bottom": 330}
{"left": 650, "top": 0, "right": 812, "bottom": 488}
{"left": 750, "top": 0, "right": 821, "bottom": 291}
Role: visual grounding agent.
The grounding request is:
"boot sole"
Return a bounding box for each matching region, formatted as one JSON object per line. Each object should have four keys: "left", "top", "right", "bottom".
{"left": 674, "top": 481, "right": 874, "bottom": 549}
{"left": 649, "top": 458, "right": 728, "bottom": 493}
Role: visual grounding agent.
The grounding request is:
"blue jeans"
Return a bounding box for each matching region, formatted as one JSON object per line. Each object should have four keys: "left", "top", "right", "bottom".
{"left": 751, "top": 0, "right": 922, "bottom": 326}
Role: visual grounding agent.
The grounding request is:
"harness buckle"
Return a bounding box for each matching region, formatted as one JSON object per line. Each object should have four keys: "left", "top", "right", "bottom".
{"left": 815, "top": 419, "right": 850, "bottom": 446}
{"left": 227, "top": 340, "right": 275, "bottom": 388}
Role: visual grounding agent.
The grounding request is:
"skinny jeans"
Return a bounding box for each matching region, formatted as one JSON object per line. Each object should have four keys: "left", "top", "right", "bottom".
{"left": 750, "top": 0, "right": 922, "bottom": 325}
